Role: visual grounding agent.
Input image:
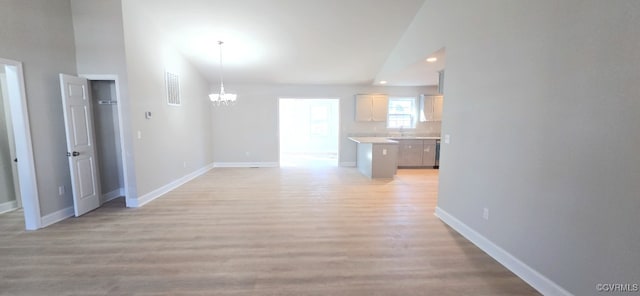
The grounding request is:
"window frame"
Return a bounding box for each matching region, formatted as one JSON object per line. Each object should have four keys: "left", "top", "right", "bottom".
{"left": 386, "top": 97, "right": 417, "bottom": 129}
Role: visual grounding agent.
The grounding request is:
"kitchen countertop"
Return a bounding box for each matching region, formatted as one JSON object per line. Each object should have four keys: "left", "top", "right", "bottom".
{"left": 349, "top": 137, "right": 399, "bottom": 144}
{"left": 387, "top": 136, "right": 441, "bottom": 140}
{"left": 349, "top": 136, "right": 441, "bottom": 144}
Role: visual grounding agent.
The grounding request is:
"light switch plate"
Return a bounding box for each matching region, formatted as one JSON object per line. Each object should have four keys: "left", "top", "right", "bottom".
{"left": 444, "top": 134, "right": 451, "bottom": 144}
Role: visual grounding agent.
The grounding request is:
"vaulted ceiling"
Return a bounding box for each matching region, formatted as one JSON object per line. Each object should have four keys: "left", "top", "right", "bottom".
{"left": 125, "top": 0, "right": 442, "bottom": 86}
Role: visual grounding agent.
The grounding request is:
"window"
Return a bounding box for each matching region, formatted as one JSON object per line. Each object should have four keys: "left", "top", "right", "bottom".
{"left": 387, "top": 97, "right": 416, "bottom": 129}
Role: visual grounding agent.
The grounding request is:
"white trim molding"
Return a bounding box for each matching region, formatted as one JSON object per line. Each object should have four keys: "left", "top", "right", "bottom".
{"left": 79, "top": 74, "right": 136, "bottom": 209}
{"left": 0, "top": 200, "right": 18, "bottom": 214}
{"left": 213, "top": 162, "right": 279, "bottom": 168}
{"left": 126, "top": 163, "right": 214, "bottom": 208}
{"left": 102, "top": 188, "right": 124, "bottom": 203}
{"left": 41, "top": 206, "right": 74, "bottom": 228}
{"left": 1, "top": 58, "right": 41, "bottom": 230}
{"left": 435, "top": 207, "right": 573, "bottom": 296}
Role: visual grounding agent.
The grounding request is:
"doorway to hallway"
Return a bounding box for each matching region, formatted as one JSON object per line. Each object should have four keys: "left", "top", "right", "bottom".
{"left": 278, "top": 98, "right": 340, "bottom": 167}
{"left": 0, "top": 58, "right": 40, "bottom": 230}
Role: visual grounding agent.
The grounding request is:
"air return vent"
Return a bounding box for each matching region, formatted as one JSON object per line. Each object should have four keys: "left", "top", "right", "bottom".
{"left": 165, "top": 71, "right": 181, "bottom": 106}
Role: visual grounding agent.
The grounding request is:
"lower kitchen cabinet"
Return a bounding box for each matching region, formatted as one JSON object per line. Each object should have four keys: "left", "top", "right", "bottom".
{"left": 422, "top": 140, "right": 437, "bottom": 167}
{"left": 396, "top": 139, "right": 439, "bottom": 168}
{"left": 397, "top": 140, "right": 423, "bottom": 167}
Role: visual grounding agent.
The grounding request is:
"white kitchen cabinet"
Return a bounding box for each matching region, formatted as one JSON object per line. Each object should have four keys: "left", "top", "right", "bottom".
{"left": 395, "top": 138, "right": 438, "bottom": 168}
{"left": 433, "top": 96, "right": 443, "bottom": 121}
{"left": 419, "top": 95, "right": 443, "bottom": 122}
{"left": 371, "top": 95, "right": 389, "bottom": 121}
{"left": 355, "top": 94, "right": 388, "bottom": 122}
{"left": 422, "top": 139, "right": 437, "bottom": 167}
{"left": 397, "top": 139, "right": 423, "bottom": 167}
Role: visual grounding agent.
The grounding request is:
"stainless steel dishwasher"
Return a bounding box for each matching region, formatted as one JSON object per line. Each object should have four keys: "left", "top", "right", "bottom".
{"left": 434, "top": 139, "right": 440, "bottom": 169}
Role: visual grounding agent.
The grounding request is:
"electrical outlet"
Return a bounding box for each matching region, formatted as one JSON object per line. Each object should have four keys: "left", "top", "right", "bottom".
{"left": 382, "top": 148, "right": 387, "bottom": 155}
{"left": 58, "top": 186, "right": 65, "bottom": 196}
{"left": 444, "top": 134, "right": 451, "bottom": 144}
{"left": 137, "top": 130, "right": 142, "bottom": 139}
{"left": 483, "top": 207, "right": 489, "bottom": 220}
{"left": 183, "top": 161, "right": 187, "bottom": 168}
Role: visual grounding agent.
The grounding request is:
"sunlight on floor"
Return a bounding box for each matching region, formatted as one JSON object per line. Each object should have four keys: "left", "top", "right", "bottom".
{"left": 279, "top": 152, "right": 338, "bottom": 167}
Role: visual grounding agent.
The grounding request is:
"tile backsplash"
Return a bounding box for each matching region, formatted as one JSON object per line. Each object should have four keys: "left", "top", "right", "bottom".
{"left": 348, "top": 121, "right": 441, "bottom": 137}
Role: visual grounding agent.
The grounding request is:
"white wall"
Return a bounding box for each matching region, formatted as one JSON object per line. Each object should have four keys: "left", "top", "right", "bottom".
{"left": 211, "top": 84, "right": 435, "bottom": 166}
{"left": 121, "top": 3, "right": 213, "bottom": 197}
{"left": 384, "top": 0, "right": 640, "bottom": 294}
{"left": 0, "top": 0, "right": 78, "bottom": 216}
{"left": 70, "top": 0, "right": 138, "bottom": 200}
{"left": 72, "top": 0, "right": 213, "bottom": 199}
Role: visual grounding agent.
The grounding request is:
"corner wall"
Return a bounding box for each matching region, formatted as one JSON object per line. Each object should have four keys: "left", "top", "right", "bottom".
{"left": 0, "top": 0, "right": 78, "bottom": 216}
{"left": 382, "top": 0, "right": 640, "bottom": 294}
{"left": 121, "top": 3, "right": 213, "bottom": 198}
{"left": 70, "top": 0, "right": 138, "bottom": 201}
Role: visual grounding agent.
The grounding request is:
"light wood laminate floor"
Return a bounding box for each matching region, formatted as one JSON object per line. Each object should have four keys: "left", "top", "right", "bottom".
{"left": 0, "top": 167, "right": 540, "bottom": 296}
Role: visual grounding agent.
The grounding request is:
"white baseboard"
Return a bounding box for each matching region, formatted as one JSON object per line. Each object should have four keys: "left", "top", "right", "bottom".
{"left": 434, "top": 207, "right": 572, "bottom": 296}
{"left": 0, "top": 200, "right": 18, "bottom": 214}
{"left": 213, "top": 162, "right": 279, "bottom": 168}
{"left": 126, "top": 163, "right": 214, "bottom": 208}
{"left": 102, "top": 188, "right": 124, "bottom": 203}
{"left": 40, "top": 206, "right": 74, "bottom": 228}
{"left": 339, "top": 162, "right": 356, "bottom": 167}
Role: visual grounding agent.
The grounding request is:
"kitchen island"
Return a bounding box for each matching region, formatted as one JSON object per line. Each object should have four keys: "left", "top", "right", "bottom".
{"left": 349, "top": 137, "right": 399, "bottom": 178}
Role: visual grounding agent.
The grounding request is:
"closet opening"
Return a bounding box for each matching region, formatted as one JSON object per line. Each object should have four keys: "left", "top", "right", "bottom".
{"left": 88, "top": 79, "right": 126, "bottom": 208}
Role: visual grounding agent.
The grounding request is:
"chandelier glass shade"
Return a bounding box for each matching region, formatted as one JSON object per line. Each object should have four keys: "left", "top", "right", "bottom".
{"left": 209, "top": 41, "right": 237, "bottom": 106}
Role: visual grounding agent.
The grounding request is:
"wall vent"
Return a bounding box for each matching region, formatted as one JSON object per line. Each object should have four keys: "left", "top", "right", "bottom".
{"left": 165, "top": 71, "right": 181, "bottom": 106}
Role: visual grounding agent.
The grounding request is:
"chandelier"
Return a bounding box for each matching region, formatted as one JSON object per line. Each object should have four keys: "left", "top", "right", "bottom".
{"left": 209, "top": 41, "right": 237, "bottom": 105}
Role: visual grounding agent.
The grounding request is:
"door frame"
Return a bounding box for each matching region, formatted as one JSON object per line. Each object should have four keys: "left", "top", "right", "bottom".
{"left": 0, "top": 58, "right": 41, "bottom": 230}
{"left": 80, "top": 74, "right": 133, "bottom": 207}
{"left": 1, "top": 67, "right": 22, "bottom": 209}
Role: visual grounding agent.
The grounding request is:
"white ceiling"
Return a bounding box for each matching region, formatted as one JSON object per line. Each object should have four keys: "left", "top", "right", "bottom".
{"left": 376, "top": 47, "right": 445, "bottom": 86}
{"left": 126, "top": 0, "right": 431, "bottom": 85}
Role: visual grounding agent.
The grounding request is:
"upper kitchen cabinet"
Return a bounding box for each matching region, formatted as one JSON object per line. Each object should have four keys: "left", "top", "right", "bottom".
{"left": 419, "top": 95, "right": 443, "bottom": 122}
{"left": 355, "top": 94, "right": 389, "bottom": 122}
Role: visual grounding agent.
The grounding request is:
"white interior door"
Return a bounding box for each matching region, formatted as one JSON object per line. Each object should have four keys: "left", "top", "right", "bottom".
{"left": 0, "top": 70, "right": 22, "bottom": 210}
{"left": 1, "top": 75, "right": 22, "bottom": 208}
{"left": 59, "top": 74, "right": 100, "bottom": 216}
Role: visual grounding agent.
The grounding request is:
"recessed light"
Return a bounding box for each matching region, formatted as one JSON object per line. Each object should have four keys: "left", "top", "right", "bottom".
{"left": 426, "top": 57, "right": 437, "bottom": 63}
{"left": 379, "top": 80, "right": 388, "bottom": 84}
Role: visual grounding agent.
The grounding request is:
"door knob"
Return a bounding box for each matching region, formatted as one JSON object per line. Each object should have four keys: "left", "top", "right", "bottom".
{"left": 67, "top": 151, "right": 80, "bottom": 157}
